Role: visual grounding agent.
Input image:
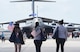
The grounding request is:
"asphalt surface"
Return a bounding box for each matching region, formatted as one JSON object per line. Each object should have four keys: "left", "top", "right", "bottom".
{"left": 0, "top": 37, "right": 80, "bottom": 52}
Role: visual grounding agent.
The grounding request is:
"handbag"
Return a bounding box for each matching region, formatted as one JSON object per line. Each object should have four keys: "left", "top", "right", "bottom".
{"left": 31, "top": 29, "right": 37, "bottom": 37}
{"left": 31, "top": 28, "right": 41, "bottom": 37}
{"left": 52, "top": 27, "right": 59, "bottom": 39}
{"left": 40, "top": 29, "right": 47, "bottom": 41}
{"left": 9, "top": 33, "right": 15, "bottom": 42}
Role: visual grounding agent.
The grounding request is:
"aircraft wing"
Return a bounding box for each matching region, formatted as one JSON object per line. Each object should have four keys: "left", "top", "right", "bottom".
{"left": 15, "top": 17, "right": 58, "bottom": 23}
{"left": 0, "top": 17, "right": 33, "bottom": 25}
{"left": 0, "top": 22, "right": 10, "bottom": 25}
{"left": 0, "top": 17, "right": 56, "bottom": 25}
{"left": 52, "top": 20, "right": 80, "bottom": 25}
{"left": 15, "top": 17, "right": 55, "bottom": 23}
{"left": 16, "top": 17, "right": 34, "bottom": 23}
{"left": 62, "top": 22, "right": 80, "bottom": 25}
{"left": 69, "top": 23, "right": 80, "bottom": 25}
{"left": 38, "top": 17, "right": 58, "bottom": 23}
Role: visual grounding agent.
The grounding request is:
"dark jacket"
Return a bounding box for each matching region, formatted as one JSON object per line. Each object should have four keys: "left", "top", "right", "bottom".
{"left": 9, "top": 31, "right": 24, "bottom": 44}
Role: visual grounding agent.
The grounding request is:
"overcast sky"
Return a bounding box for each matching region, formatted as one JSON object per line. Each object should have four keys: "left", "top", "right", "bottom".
{"left": 0, "top": 0, "right": 80, "bottom": 28}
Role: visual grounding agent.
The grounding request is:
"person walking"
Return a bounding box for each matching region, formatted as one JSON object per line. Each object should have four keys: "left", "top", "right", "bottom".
{"left": 1, "top": 32, "right": 5, "bottom": 42}
{"left": 31, "top": 22, "right": 43, "bottom": 52}
{"left": 9, "top": 23, "right": 24, "bottom": 52}
{"left": 52, "top": 20, "right": 68, "bottom": 52}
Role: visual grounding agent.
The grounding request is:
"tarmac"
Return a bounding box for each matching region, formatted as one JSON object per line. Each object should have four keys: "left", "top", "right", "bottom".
{"left": 0, "top": 37, "right": 80, "bottom": 52}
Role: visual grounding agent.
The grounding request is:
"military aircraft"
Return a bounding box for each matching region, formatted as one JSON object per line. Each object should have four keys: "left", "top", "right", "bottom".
{"left": 0, "top": 17, "right": 58, "bottom": 38}
{"left": 1, "top": 17, "right": 80, "bottom": 39}
{"left": 1, "top": 0, "right": 80, "bottom": 39}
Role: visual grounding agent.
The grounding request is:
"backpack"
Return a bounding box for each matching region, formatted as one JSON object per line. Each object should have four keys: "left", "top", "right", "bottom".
{"left": 52, "top": 27, "right": 59, "bottom": 39}
{"left": 40, "top": 29, "right": 47, "bottom": 41}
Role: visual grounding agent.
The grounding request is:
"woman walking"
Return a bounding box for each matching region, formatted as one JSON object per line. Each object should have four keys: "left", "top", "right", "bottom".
{"left": 31, "top": 22, "right": 43, "bottom": 52}
{"left": 9, "top": 23, "right": 24, "bottom": 52}
{"left": 53, "top": 20, "right": 69, "bottom": 52}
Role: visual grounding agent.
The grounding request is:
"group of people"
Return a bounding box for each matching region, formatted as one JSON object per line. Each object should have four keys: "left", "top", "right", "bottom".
{"left": 9, "top": 19, "right": 69, "bottom": 52}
